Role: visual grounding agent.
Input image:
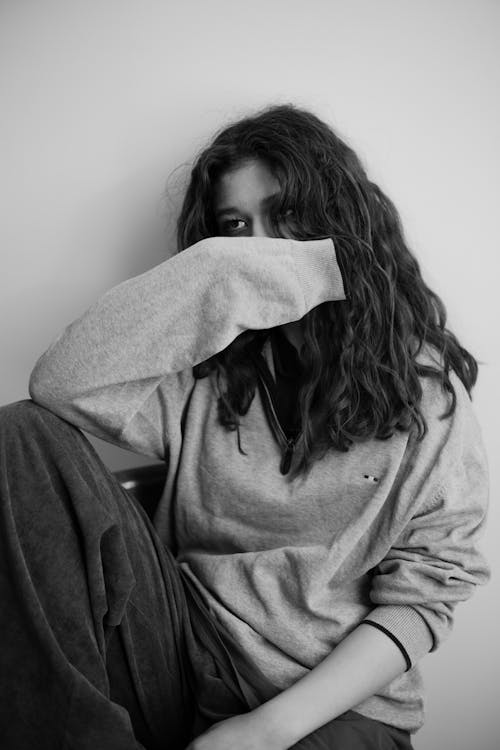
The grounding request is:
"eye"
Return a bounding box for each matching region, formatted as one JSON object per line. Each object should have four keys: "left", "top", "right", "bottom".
{"left": 276, "top": 208, "right": 298, "bottom": 231}
{"left": 277, "top": 208, "right": 296, "bottom": 222}
{"left": 272, "top": 208, "right": 300, "bottom": 239}
{"left": 221, "top": 218, "right": 247, "bottom": 235}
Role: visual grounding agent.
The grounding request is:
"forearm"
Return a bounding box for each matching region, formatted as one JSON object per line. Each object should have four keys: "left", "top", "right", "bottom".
{"left": 29, "top": 237, "right": 343, "bottom": 409}
{"left": 254, "top": 622, "right": 407, "bottom": 748}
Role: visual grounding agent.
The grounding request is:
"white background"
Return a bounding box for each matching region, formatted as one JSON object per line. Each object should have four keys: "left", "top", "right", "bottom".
{"left": 1, "top": 1, "right": 499, "bottom": 747}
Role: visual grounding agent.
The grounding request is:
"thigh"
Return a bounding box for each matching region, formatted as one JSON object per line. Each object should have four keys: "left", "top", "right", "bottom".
{"left": 290, "top": 710, "right": 413, "bottom": 750}
{"left": 0, "top": 400, "right": 196, "bottom": 749}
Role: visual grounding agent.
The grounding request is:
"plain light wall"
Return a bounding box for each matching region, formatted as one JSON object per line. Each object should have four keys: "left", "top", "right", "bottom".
{"left": 1, "top": 1, "right": 499, "bottom": 747}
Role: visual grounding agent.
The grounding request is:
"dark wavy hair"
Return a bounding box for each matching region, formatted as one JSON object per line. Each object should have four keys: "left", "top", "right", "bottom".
{"left": 176, "top": 103, "right": 478, "bottom": 480}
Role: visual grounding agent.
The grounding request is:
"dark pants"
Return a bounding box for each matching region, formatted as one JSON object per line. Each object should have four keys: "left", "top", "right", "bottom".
{"left": 0, "top": 400, "right": 413, "bottom": 749}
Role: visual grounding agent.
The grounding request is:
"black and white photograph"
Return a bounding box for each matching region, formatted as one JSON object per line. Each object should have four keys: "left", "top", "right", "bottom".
{"left": 1, "top": 2, "right": 498, "bottom": 748}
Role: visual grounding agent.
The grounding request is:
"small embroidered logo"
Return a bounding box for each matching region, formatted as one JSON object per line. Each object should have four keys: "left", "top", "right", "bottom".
{"left": 363, "top": 474, "right": 379, "bottom": 483}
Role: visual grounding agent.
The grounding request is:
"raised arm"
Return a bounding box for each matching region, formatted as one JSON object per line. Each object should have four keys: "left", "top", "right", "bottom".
{"left": 29, "top": 236, "right": 345, "bottom": 457}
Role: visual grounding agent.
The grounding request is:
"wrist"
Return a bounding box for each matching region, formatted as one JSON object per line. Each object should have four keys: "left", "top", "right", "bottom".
{"left": 252, "top": 698, "right": 304, "bottom": 749}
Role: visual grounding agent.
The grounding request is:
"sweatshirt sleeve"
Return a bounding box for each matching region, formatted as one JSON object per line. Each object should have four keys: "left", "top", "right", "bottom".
{"left": 29, "top": 236, "right": 345, "bottom": 458}
{"left": 361, "top": 373, "right": 490, "bottom": 671}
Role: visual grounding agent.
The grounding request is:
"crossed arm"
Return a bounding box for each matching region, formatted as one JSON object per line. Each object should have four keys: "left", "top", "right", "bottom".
{"left": 186, "top": 621, "right": 407, "bottom": 749}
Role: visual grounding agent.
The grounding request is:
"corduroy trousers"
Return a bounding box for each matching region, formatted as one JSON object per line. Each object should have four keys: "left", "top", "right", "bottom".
{"left": 0, "top": 400, "right": 413, "bottom": 750}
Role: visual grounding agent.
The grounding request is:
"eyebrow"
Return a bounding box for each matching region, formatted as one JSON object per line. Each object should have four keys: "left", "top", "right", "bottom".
{"left": 214, "top": 193, "right": 280, "bottom": 219}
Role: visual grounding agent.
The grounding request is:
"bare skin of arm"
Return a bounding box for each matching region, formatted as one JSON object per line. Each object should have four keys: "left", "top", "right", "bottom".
{"left": 186, "top": 622, "right": 407, "bottom": 750}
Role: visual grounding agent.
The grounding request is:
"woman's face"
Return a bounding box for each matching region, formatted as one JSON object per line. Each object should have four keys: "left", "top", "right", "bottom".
{"left": 213, "top": 159, "right": 295, "bottom": 239}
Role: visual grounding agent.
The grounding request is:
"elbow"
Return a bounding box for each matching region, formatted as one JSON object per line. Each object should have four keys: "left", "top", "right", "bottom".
{"left": 28, "top": 354, "right": 64, "bottom": 410}
{"left": 29, "top": 358, "right": 52, "bottom": 407}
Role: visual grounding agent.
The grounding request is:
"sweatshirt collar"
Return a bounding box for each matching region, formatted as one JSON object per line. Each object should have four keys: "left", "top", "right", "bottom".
{"left": 271, "top": 327, "right": 304, "bottom": 380}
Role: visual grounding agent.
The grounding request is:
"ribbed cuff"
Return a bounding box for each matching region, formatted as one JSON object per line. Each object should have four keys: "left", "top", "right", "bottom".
{"left": 362, "top": 605, "right": 434, "bottom": 671}
{"left": 291, "top": 238, "right": 347, "bottom": 308}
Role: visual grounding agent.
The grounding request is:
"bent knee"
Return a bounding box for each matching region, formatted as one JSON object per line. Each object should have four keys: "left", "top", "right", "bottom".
{"left": 0, "top": 399, "right": 73, "bottom": 436}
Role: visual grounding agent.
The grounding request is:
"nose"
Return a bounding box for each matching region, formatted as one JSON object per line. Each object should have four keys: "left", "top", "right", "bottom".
{"left": 250, "top": 215, "right": 275, "bottom": 238}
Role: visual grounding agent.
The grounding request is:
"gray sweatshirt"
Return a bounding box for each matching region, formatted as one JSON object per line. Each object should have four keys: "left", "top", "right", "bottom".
{"left": 29, "top": 236, "right": 490, "bottom": 733}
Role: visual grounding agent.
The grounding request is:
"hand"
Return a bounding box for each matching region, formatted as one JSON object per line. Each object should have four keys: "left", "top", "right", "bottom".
{"left": 184, "top": 710, "right": 287, "bottom": 750}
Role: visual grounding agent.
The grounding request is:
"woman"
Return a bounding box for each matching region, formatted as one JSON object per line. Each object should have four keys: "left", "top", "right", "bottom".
{"left": 0, "top": 104, "right": 489, "bottom": 749}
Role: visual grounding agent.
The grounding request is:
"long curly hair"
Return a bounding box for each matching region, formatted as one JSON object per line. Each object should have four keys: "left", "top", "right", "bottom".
{"left": 176, "top": 103, "right": 478, "bottom": 480}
